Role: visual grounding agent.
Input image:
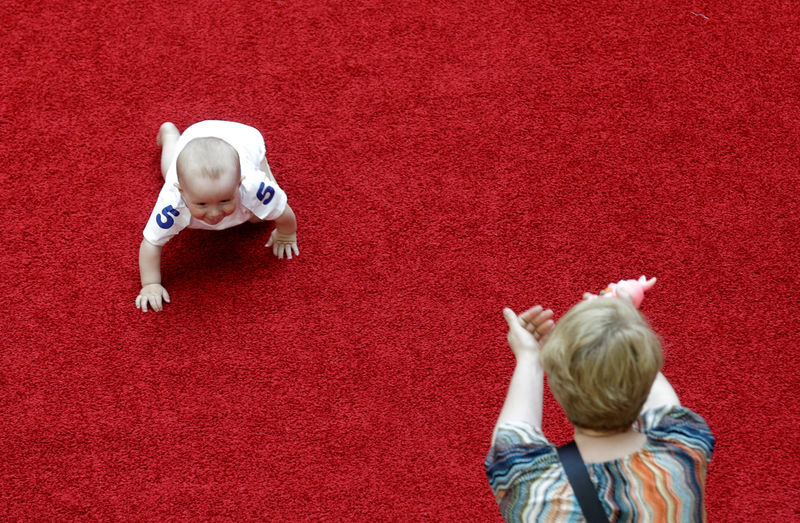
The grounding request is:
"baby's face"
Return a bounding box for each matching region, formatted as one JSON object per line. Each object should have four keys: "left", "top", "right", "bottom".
{"left": 179, "top": 172, "right": 241, "bottom": 226}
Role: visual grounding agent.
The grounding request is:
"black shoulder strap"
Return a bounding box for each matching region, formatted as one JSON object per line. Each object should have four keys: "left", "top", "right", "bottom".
{"left": 556, "top": 441, "right": 611, "bottom": 523}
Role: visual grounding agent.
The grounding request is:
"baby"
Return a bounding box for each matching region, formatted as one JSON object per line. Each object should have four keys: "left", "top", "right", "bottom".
{"left": 136, "top": 120, "right": 299, "bottom": 312}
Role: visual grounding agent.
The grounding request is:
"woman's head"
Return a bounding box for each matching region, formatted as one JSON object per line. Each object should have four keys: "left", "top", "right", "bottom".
{"left": 540, "top": 298, "right": 663, "bottom": 432}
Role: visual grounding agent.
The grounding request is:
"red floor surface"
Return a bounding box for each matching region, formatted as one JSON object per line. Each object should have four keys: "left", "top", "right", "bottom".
{"left": 1, "top": 1, "right": 798, "bottom": 520}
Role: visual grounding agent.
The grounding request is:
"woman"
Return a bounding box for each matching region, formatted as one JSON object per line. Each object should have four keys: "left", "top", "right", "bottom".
{"left": 486, "top": 295, "right": 714, "bottom": 522}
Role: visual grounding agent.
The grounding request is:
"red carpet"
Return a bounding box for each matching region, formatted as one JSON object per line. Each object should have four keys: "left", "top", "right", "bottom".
{"left": 1, "top": 1, "right": 797, "bottom": 520}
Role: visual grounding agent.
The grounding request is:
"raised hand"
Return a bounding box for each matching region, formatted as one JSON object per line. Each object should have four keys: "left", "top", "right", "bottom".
{"left": 584, "top": 275, "right": 656, "bottom": 309}
{"left": 502, "top": 305, "right": 555, "bottom": 358}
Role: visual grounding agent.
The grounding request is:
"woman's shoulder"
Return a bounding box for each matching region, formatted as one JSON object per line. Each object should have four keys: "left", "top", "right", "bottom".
{"left": 493, "top": 421, "right": 551, "bottom": 447}
{"left": 486, "top": 422, "right": 561, "bottom": 488}
{"left": 637, "top": 405, "right": 715, "bottom": 461}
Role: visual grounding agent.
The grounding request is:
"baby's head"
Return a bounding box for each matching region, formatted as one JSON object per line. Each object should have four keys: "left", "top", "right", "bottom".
{"left": 175, "top": 137, "right": 241, "bottom": 225}
{"left": 540, "top": 298, "right": 663, "bottom": 432}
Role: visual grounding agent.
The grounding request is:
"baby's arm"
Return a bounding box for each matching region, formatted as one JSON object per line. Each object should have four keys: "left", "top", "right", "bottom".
{"left": 265, "top": 204, "right": 299, "bottom": 259}
{"left": 136, "top": 239, "right": 170, "bottom": 312}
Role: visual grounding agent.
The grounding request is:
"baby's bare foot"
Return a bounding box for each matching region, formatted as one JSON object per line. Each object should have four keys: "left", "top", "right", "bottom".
{"left": 157, "top": 122, "right": 179, "bottom": 147}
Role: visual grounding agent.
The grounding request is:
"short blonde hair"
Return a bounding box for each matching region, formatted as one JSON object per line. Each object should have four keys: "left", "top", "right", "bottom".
{"left": 176, "top": 137, "right": 240, "bottom": 184}
{"left": 539, "top": 298, "right": 663, "bottom": 431}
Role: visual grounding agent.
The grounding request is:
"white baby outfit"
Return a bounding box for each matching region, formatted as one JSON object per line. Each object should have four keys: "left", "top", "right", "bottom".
{"left": 143, "top": 120, "right": 287, "bottom": 247}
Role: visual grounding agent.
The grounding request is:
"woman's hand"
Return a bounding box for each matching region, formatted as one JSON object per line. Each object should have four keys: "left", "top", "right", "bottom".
{"left": 502, "top": 305, "right": 554, "bottom": 359}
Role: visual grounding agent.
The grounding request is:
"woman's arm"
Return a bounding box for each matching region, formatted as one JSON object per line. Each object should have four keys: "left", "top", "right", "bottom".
{"left": 492, "top": 353, "right": 544, "bottom": 444}
{"left": 641, "top": 372, "right": 681, "bottom": 413}
{"left": 492, "top": 306, "right": 554, "bottom": 445}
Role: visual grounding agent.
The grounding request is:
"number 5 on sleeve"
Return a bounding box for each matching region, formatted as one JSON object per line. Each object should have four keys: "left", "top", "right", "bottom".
{"left": 156, "top": 205, "right": 180, "bottom": 229}
{"left": 257, "top": 182, "right": 275, "bottom": 205}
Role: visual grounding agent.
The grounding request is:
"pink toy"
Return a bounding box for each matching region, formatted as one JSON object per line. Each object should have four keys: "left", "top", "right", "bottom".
{"left": 585, "top": 276, "right": 656, "bottom": 309}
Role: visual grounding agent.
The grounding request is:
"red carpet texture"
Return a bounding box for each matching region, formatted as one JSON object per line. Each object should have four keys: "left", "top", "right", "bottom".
{"left": 1, "top": 0, "right": 798, "bottom": 520}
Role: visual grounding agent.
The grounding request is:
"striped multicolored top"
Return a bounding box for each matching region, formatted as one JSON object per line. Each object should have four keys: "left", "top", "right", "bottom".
{"left": 485, "top": 406, "right": 714, "bottom": 522}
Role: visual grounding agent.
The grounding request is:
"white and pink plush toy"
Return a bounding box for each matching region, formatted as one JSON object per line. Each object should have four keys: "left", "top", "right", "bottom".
{"left": 584, "top": 276, "right": 656, "bottom": 309}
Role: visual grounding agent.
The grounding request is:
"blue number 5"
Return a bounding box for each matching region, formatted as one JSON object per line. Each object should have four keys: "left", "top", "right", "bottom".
{"left": 156, "top": 205, "right": 180, "bottom": 229}
{"left": 257, "top": 182, "right": 275, "bottom": 205}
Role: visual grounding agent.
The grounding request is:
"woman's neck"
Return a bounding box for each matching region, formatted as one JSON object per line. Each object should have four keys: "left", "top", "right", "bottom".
{"left": 574, "top": 426, "right": 630, "bottom": 437}
{"left": 572, "top": 426, "right": 646, "bottom": 463}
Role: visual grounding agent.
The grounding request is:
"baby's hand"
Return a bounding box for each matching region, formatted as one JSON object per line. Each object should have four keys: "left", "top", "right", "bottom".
{"left": 266, "top": 228, "right": 299, "bottom": 259}
{"left": 136, "top": 283, "right": 170, "bottom": 312}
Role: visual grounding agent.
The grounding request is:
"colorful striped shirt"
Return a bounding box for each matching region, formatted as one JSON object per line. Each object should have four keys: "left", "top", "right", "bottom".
{"left": 485, "top": 406, "right": 714, "bottom": 522}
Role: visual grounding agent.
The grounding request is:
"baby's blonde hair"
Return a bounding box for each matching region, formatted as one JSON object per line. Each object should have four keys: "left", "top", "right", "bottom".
{"left": 176, "top": 137, "right": 240, "bottom": 184}
{"left": 540, "top": 298, "right": 663, "bottom": 432}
